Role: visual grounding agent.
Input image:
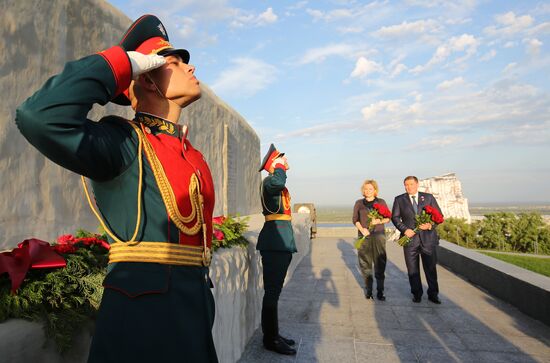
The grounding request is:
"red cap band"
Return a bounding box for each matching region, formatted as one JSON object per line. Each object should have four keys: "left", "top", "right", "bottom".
{"left": 135, "top": 36, "right": 173, "bottom": 55}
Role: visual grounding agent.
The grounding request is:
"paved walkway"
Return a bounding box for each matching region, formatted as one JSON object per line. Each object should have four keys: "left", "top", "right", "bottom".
{"left": 238, "top": 237, "right": 550, "bottom": 362}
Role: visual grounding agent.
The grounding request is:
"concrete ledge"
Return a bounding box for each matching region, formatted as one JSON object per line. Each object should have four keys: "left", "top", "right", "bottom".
{"left": 437, "top": 239, "right": 550, "bottom": 326}
{"left": 316, "top": 226, "right": 357, "bottom": 237}
{"left": 0, "top": 214, "right": 312, "bottom": 363}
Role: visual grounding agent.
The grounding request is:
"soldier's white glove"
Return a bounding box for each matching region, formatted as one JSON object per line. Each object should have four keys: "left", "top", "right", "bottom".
{"left": 272, "top": 157, "right": 287, "bottom": 169}
{"left": 127, "top": 51, "right": 166, "bottom": 80}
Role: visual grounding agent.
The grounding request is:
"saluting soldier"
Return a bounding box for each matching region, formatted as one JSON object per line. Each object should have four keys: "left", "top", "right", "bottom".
{"left": 257, "top": 144, "right": 297, "bottom": 355}
{"left": 16, "top": 15, "right": 218, "bottom": 362}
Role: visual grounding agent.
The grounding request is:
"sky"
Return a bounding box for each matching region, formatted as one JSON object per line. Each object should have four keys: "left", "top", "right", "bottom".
{"left": 108, "top": 0, "right": 550, "bottom": 206}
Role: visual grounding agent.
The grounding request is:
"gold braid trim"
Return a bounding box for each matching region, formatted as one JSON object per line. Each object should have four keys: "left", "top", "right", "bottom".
{"left": 129, "top": 122, "right": 202, "bottom": 236}
{"left": 265, "top": 214, "right": 292, "bottom": 221}
{"left": 81, "top": 129, "right": 144, "bottom": 245}
{"left": 109, "top": 241, "right": 204, "bottom": 266}
{"left": 260, "top": 182, "right": 281, "bottom": 214}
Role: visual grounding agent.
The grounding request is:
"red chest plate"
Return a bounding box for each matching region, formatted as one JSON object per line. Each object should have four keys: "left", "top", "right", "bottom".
{"left": 145, "top": 132, "right": 215, "bottom": 247}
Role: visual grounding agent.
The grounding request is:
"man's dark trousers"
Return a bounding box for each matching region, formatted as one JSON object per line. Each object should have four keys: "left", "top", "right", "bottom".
{"left": 403, "top": 243, "right": 439, "bottom": 298}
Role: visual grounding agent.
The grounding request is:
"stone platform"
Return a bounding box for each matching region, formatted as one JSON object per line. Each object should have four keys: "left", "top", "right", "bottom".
{"left": 238, "top": 237, "right": 550, "bottom": 362}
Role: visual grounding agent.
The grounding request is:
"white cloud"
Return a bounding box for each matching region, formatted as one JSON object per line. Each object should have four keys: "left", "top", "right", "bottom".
{"left": 528, "top": 22, "right": 550, "bottom": 36}
{"left": 533, "top": 3, "right": 550, "bottom": 15}
{"left": 360, "top": 100, "right": 419, "bottom": 127}
{"left": 257, "top": 7, "right": 278, "bottom": 25}
{"left": 337, "top": 26, "right": 364, "bottom": 34}
{"left": 276, "top": 79, "right": 550, "bottom": 149}
{"left": 373, "top": 19, "right": 440, "bottom": 38}
{"left": 411, "top": 34, "right": 478, "bottom": 73}
{"left": 287, "top": 1, "right": 308, "bottom": 11}
{"left": 211, "top": 58, "right": 278, "bottom": 98}
{"left": 406, "top": 136, "right": 462, "bottom": 150}
{"left": 362, "top": 100, "right": 397, "bottom": 120}
{"left": 445, "top": 17, "right": 472, "bottom": 25}
{"left": 503, "top": 62, "right": 517, "bottom": 73}
{"left": 350, "top": 57, "right": 383, "bottom": 78}
{"left": 230, "top": 7, "right": 278, "bottom": 28}
{"left": 504, "top": 41, "right": 517, "bottom": 48}
{"left": 174, "top": 16, "right": 196, "bottom": 40}
{"left": 296, "top": 43, "right": 362, "bottom": 64}
{"left": 306, "top": 7, "right": 354, "bottom": 22}
{"left": 524, "top": 38, "right": 543, "bottom": 56}
{"left": 305, "top": 8, "right": 323, "bottom": 20}
{"left": 480, "top": 49, "right": 497, "bottom": 61}
{"left": 274, "top": 121, "right": 354, "bottom": 140}
{"left": 404, "top": 0, "right": 476, "bottom": 8}
{"left": 437, "top": 77, "right": 465, "bottom": 90}
{"left": 470, "top": 121, "right": 550, "bottom": 147}
{"left": 391, "top": 64, "right": 408, "bottom": 78}
{"left": 484, "top": 11, "right": 534, "bottom": 37}
{"left": 404, "top": 0, "right": 479, "bottom": 18}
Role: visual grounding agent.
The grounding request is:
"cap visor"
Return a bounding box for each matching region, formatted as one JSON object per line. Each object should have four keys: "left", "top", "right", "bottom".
{"left": 158, "top": 48, "right": 190, "bottom": 64}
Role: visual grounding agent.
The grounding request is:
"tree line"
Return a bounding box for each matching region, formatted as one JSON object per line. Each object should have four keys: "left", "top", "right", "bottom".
{"left": 437, "top": 212, "right": 550, "bottom": 254}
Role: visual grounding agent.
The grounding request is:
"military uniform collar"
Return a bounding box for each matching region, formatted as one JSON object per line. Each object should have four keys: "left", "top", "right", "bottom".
{"left": 134, "top": 112, "right": 184, "bottom": 139}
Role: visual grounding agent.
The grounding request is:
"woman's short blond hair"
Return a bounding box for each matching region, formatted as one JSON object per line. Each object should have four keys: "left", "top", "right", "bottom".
{"left": 361, "top": 179, "right": 379, "bottom": 197}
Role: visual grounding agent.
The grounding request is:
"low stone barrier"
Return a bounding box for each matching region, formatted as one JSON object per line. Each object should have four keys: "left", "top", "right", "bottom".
{"left": 210, "top": 213, "right": 311, "bottom": 362}
{"left": 316, "top": 226, "right": 356, "bottom": 237}
{"left": 0, "top": 214, "right": 312, "bottom": 363}
{"left": 437, "top": 239, "right": 550, "bottom": 327}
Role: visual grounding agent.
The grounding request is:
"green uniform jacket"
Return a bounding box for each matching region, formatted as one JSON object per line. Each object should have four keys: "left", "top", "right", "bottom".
{"left": 15, "top": 45, "right": 216, "bottom": 291}
{"left": 257, "top": 168, "right": 297, "bottom": 253}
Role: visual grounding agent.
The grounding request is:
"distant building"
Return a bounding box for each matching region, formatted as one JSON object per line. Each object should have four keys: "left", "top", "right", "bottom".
{"left": 419, "top": 173, "right": 471, "bottom": 223}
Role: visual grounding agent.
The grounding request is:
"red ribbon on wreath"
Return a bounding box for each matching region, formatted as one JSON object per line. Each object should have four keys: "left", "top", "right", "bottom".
{"left": 0, "top": 239, "right": 66, "bottom": 293}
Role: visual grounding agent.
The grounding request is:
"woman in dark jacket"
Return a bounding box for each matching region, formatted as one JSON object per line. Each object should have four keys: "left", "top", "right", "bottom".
{"left": 352, "top": 179, "right": 390, "bottom": 300}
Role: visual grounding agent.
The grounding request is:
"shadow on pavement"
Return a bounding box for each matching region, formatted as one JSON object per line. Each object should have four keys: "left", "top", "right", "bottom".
{"left": 338, "top": 236, "right": 544, "bottom": 362}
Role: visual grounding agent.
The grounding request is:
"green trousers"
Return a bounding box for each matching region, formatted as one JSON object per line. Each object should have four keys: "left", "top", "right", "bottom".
{"left": 88, "top": 265, "right": 218, "bottom": 363}
{"left": 260, "top": 250, "right": 292, "bottom": 308}
{"left": 357, "top": 234, "right": 387, "bottom": 294}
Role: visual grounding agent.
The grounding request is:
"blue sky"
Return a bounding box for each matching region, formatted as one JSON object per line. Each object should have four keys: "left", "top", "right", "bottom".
{"left": 109, "top": 0, "right": 550, "bottom": 206}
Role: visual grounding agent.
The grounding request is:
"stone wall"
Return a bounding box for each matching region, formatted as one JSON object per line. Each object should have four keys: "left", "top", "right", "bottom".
{"left": 419, "top": 173, "right": 471, "bottom": 223}
{"left": 437, "top": 239, "right": 550, "bottom": 327}
{"left": 0, "top": 0, "right": 261, "bottom": 250}
{"left": 0, "top": 214, "right": 313, "bottom": 363}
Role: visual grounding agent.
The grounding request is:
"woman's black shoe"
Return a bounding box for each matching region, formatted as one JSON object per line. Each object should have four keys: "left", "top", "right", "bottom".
{"left": 263, "top": 337, "right": 297, "bottom": 355}
{"left": 279, "top": 335, "right": 295, "bottom": 346}
{"left": 376, "top": 293, "right": 386, "bottom": 301}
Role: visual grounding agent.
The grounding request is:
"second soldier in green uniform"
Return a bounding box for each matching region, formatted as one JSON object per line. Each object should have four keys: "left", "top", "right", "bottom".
{"left": 257, "top": 144, "right": 297, "bottom": 355}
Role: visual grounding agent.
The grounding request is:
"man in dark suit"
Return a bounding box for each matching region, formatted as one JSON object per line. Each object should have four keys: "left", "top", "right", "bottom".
{"left": 391, "top": 176, "right": 443, "bottom": 304}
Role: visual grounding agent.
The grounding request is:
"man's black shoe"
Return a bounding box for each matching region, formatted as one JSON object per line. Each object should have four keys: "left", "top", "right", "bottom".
{"left": 263, "top": 337, "right": 297, "bottom": 355}
{"left": 365, "top": 290, "right": 373, "bottom": 299}
{"left": 279, "top": 335, "right": 295, "bottom": 346}
{"left": 412, "top": 296, "right": 422, "bottom": 303}
{"left": 428, "top": 296, "right": 441, "bottom": 304}
{"left": 377, "top": 293, "right": 386, "bottom": 301}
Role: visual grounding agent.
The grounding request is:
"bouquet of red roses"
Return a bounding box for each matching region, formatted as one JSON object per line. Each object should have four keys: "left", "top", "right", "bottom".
{"left": 211, "top": 215, "right": 249, "bottom": 251}
{"left": 367, "top": 203, "right": 392, "bottom": 230}
{"left": 355, "top": 203, "right": 392, "bottom": 249}
{"left": 397, "top": 205, "right": 444, "bottom": 247}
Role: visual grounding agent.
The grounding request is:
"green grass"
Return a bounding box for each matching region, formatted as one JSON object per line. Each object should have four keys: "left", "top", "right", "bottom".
{"left": 480, "top": 252, "right": 550, "bottom": 277}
